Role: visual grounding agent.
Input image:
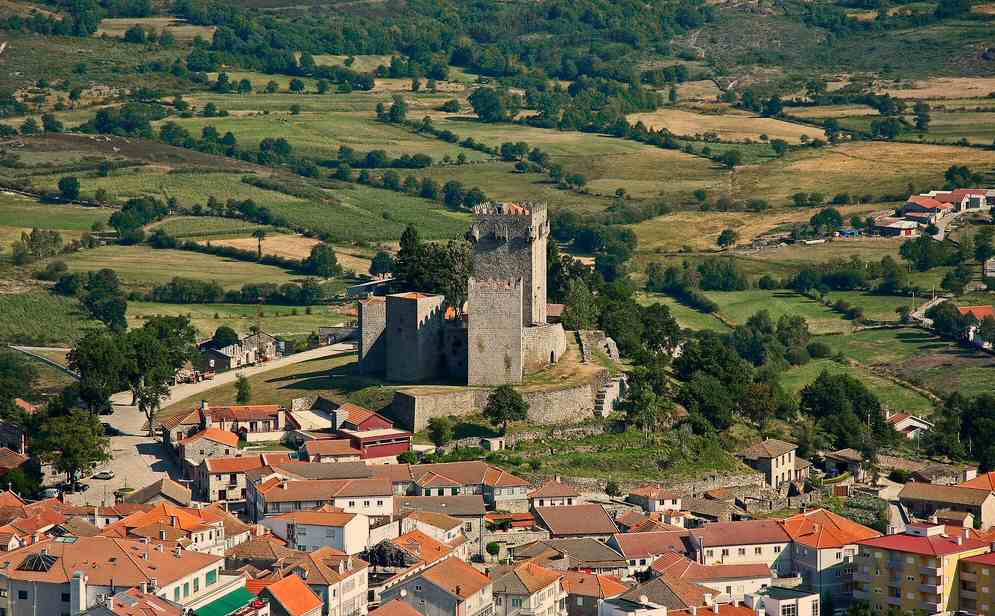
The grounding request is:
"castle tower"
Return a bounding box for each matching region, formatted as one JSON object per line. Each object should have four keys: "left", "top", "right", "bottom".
{"left": 466, "top": 278, "right": 524, "bottom": 386}
{"left": 385, "top": 292, "right": 446, "bottom": 383}
{"left": 357, "top": 296, "right": 386, "bottom": 375}
{"left": 466, "top": 202, "right": 549, "bottom": 326}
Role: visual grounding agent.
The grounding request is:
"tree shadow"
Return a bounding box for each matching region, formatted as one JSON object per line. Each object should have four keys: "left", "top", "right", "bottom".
{"left": 135, "top": 442, "right": 179, "bottom": 476}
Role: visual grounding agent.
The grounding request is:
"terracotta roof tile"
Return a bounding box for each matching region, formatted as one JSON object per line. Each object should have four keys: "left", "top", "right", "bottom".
{"left": 179, "top": 427, "right": 240, "bottom": 448}
{"left": 736, "top": 439, "right": 796, "bottom": 460}
{"left": 690, "top": 520, "right": 792, "bottom": 547}
{"left": 858, "top": 531, "right": 988, "bottom": 556}
{"left": 560, "top": 571, "right": 630, "bottom": 598}
{"left": 529, "top": 480, "right": 580, "bottom": 499}
{"left": 262, "top": 574, "right": 323, "bottom": 616}
{"left": 205, "top": 453, "right": 293, "bottom": 473}
{"left": 899, "top": 482, "right": 992, "bottom": 506}
{"left": 611, "top": 531, "right": 690, "bottom": 558}
{"left": 781, "top": 508, "right": 880, "bottom": 549}
{"left": 420, "top": 556, "right": 491, "bottom": 599}
{"left": 534, "top": 505, "right": 619, "bottom": 537}
{"left": 369, "top": 599, "right": 423, "bottom": 616}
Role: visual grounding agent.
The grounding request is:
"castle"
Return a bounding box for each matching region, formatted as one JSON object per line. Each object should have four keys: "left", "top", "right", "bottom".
{"left": 357, "top": 202, "right": 567, "bottom": 386}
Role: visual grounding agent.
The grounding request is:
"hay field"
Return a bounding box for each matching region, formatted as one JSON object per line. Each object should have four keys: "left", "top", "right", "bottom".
{"left": 96, "top": 17, "right": 215, "bottom": 41}
{"left": 207, "top": 234, "right": 322, "bottom": 260}
{"left": 788, "top": 105, "right": 879, "bottom": 119}
{"left": 675, "top": 80, "right": 722, "bottom": 101}
{"left": 916, "top": 111, "right": 995, "bottom": 144}
{"left": 312, "top": 54, "right": 394, "bottom": 72}
{"left": 627, "top": 108, "right": 818, "bottom": 143}
{"left": 128, "top": 301, "right": 351, "bottom": 337}
{"left": 631, "top": 204, "right": 881, "bottom": 252}
{"left": 734, "top": 141, "right": 995, "bottom": 204}
{"left": 881, "top": 77, "right": 995, "bottom": 99}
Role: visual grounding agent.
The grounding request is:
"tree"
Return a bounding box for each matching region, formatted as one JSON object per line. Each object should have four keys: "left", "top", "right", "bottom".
{"left": 978, "top": 315, "right": 995, "bottom": 347}
{"left": 468, "top": 87, "right": 516, "bottom": 123}
{"left": 976, "top": 227, "right": 995, "bottom": 263}
{"left": 252, "top": 229, "right": 267, "bottom": 259}
{"left": 926, "top": 301, "right": 974, "bottom": 339}
{"left": 212, "top": 326, "right": 239, "bottom": 349}
{"left": 560, "top": 279, "right": 598, "bottom": 330}
{"left": 123, "top": 24, "right": 147, "bottom": 43}
{"left": 265, "top": 80, "right": 279, "bottom": 93}
{"left": 20, "top": 117, "right": 39, "bottom": 135}
{"left": 36, "top": 409, "right": 110, "bottom": 484}
{"left": 717, "top": 150, "right": 742, "bottom": 169}
{"left": 235, "top": 375, "right": 251, "bottom": 404}
{"left": 793, "top": 415, "right": 832, "bottom": 458}
{"left": 82, "top": 269, "right": 128, "bottom": 331}
{"left": 123, "top": 316, "right": 197, "bottom": 435}
{"left": 289, "top": 78, "right": 305, "bottom": 94}
{"left": 369, "top": 251, "right": 394, "bottom": 278}
{"left": 810, "top": 207, "right": 844, "bottom": 231}
{"left": 483, "top": 385, "right": 528, "bottom": 434}
{"left": 41, "top": 113, "right": 63, "bottom": 133}
{"left": 427, "top": 416, "right": 455, "bottom": 446}
{"left": 69, "top": 330, "right": 125, "bottom": 413}
{"left": 717, "top": 228, "right": 738, "bottom": 248}
{"left": 237, "top": 79, "right": 252, "bottom": 95}
{"left": 303, "top": 244, "right": 341, "bottom": 279}
{"left": 58, "top": 176, "right": 81, "bottom": 200}
{"left": 388, "top": 95, "right": 408, "bottom": 123}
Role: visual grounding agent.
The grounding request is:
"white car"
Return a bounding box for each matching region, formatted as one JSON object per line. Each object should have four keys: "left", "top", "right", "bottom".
{"left": 92, "top": 470, "right": 115, "bottom": 480}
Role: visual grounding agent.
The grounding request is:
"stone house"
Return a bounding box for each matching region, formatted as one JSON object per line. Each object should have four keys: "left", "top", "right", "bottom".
{"left": 533, "top": 505, "right": 619, "bottom": 541}
{"left": 121, "top": 477, "right": 192, "bottom": 507}
{"left": 512, "top": 538, "right": 629, "bottom": 578}
{"left": 177, "top": 427, "right": 241, "bottom": 475}
{"left": 735, "top": 439, "right": 806, "bottom": 488}
{"left": 559, "top": 571, "right": 629, "bottom": 616}
{"left": 264, "top": 548, "right": 369, "bottom": 616}
{"left": 408, "top": 461, "right": 531, "bottom": 512}
{"left": 492, "top": 561, "right": 567, "bottom": 616}
{"left": 395, "top": 495, "right": 487, "bottom": 557}
{"left": 528, "top": 480, "right": 580, "bottom": 509}
{"left": 608, "top": 531, "right": 691, "bottom": 576}
{"left": 380, "top": 556, "right": 494, "bottom": 616}
{"left": 625, "top": 486, "right": 682, "bottom": 513}
{"left": 248, "top": 476, "right": 394, "bottom": 523}
{"left": 688, "top": 520, "right": 795, "bottom": 577}
{"left": 195, "top": 453, "right": 294, "bottom": 509}
{"left": 200, "top": 331, "right": 280, "bottom": 372}
{"left": 898, "top": 482, "right": 995, "bottom": 529}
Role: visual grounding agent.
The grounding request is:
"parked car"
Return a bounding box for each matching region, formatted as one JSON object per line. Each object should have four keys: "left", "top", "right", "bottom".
{"left": 92, "top": 470, "right": 115, "bottom": 480}
{"left": 40, "top": 488, "right": 59, "bottom": 499}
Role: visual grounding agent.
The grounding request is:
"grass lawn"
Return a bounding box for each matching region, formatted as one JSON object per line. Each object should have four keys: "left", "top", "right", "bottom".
{"left": 128, "top": 301, "right": 352, "bottom": 338}
{"left": 95, "top": 17, "right": 215, "bottom": 42}
{"left": 820, "top": 290, "right": 914, "bottom": 321}
{"left": 635, "top": 292, "right": 730, "bottom": 332}
{"left": 164, "top": 112, "right": 491, "bottom": 162}
{"left": 150, "top": 216, "right": 270, "bottom": 239}
{"left": 0, "top": 292, "right": 97, "bottom": 345}
{"left": 22, "top": 354, "right": 77, "bottom": 398}
{"left": 0, "top": 192, "right": 110, "bottom": 230}
{"left": 59, "top": 245, "right": 301, "bottom": 290}
{"left": 628, "top": 107, "right": 819, "bottom": 143}
{"left": 779, "top": 358, "right": 935, "bottom": 415}
{"left": 706, "top": 289, "right": 854, "bottom": 334}
{"left": 821, "top": 327, "right": 995, "bottom": 398}
{"left": 157, "top": 352, "right": 400, "bottom": 421}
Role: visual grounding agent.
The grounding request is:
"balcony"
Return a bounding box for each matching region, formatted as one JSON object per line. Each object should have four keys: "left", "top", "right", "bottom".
{"left": 919, "top": 583, "right": 942, "bottom": 594}
{"left": 920, "top": 565, "right": 942, "bottom": 576}
{"left": 962, "top": 572, "right": 978, "bottom": 582}
{"left": 961, "top": 589, "right": 978, "bottom": 600}
{"left": 919, "top": 601, "right": 941, "bottom": 613}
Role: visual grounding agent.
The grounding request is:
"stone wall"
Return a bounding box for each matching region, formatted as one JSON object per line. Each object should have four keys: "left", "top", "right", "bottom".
{"left": 390, "top": 368, "right": 609, "bottom": 432}
{"left": 530, "top": 471, "right": 765, "bottom": 497}
{"left": 467, "top": 278, "right": 523, "bottom": 386}
{"left": 523, "top": 323, "right": 567, "bottom": 373}
{"left": 358, "top": 298, "right": 386, "bottom": 374}
{"left": 578, "top": 330, "right": 620, "bottom": 363}
{"left": 482, "top": 529, "right": 550, "bottom": 552}
{"left": 386, "top": 293, "right": 445, "bottom": 383}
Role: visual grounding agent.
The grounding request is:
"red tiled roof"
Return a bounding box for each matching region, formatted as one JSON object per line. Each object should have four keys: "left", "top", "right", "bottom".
{"left": 257, "top": 477, "right": 392, "bottom": 502}
{"left": 535, "top": 505, "right": 619, "bottom": 537}
{"left": 420, "top": 556, "right": 491, "bottom": 598}
{"left": 964, "top": 552, "right": 995, "bottom": 566}
{"left": 262, "top": 574, "right": 323, "bottom": 616}
{"left": 205, "top": 405, "right": 282, "bottom": 422}
{"left": 304, "top": 439, "right": 363, "bottom": 457}
{"left": 858, "top": 531, "right": 988, "bottom": 556}
{"left": 934, "top": 189, "right": 988, "bottom": 203}
{"left": 611, "top": 531, "right": 689, "bottom": 559}
{"left": 13, "top": 399, "right": 37, "bottom": 415}
{"left": 529, "top": 480, "right": 579, "bottom": 499}
{"left": 0, "top": 448, "right": 28, "bottom": 472}
{"left": 179, "top": 427, "right": 239, "bottom": 447}
{"left": 781, "top": 508, "right": 881, "bottom": 549}
{"left": 960, "top": 472, "right": 995, "bottom": 491}
{"left": 629, "top": 485, "right": 680, "bottom": 500}
{"left": 391, "top": 529, "right": 452, "bottom": 564}
{"left": 958, "top": 305, "right": 995, "bottom": 320}
{"left": 560, "top": 571, "right": 630, "bottom": 598}
{"left": 369, "top": 600, "right": 423, "bottom": 616}
{"left": 205, "top": 453, "right": 292, "bottom": 473}
{"left": 547, "top": 304, "right": 565, "bottom": 318}
{"left": 691, "top": 520, "right": 792, "bottom": 547}
{"left": 651, "top": 551, "right": 772, "bottom": 581}
{"left": 907, "top": 195, "right": 951, "bottom": 210}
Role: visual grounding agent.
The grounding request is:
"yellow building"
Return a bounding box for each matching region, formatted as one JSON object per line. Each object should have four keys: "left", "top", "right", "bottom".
{"left": 957, "top": 552, "right": 995, "bottom": 615}
{"left": 853, "top": 523, "right": 990, "bottom": 615}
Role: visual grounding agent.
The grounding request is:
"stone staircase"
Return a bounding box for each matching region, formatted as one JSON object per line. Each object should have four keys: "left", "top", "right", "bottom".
{"left": 594, "top": 375, "right": 626, "bottom": 417}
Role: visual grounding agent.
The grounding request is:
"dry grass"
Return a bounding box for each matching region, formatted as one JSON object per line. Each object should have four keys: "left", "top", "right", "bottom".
{"left": 627, "top": 108, "right": 816, "bottom": 143}
{"left": 880, "top": 77, "right": 995, "bottom": 99}
{"left": 675, "top": 80, "right": 722, "bottom": 101}
{"left": 734, "top": 141, "right": 995, "bottom": 203}
{"left": 95, "top": 17, "right": 216, "bottom": 41}
{"left": 789, "top": 105, "right": 879, "bottom": 119}
{"left": 203, "top": 235, "right": 374, "bottom": 274}
{"left": 973, "top": 2, "right": 995, "bottom": 13}
{"left": 631, "top": 204, "right": 882, "bottom": 252}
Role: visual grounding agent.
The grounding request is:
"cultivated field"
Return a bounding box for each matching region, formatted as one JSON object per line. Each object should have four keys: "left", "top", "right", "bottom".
{"left": 128, "top": 301, "right": 352, "bottom": 338}
{"left": 880, "top": 77, "right": 995, "bottom": 99}
{"left": 0, "top": 292, "right": 97, "bottom": 345}
{"left": 150, "top": 216, "right": 270, "bottom": 239}
{"left": 207, "top": 233, "right": 322, "bottom": 260}
{"left": 705, "top": 289, "right": 856, "bottom": 334}
{"left": 58, "top": 245, "right": 303, "bottom": 290}
{"left": 788, "top": 105, "right": 880, "bottom": 119}
{"left": 635, "top": 292, "right": 730, "bottom": 332}
{"left": 95, "top": 17, "right": 215, "bottom": 42}
{"left": 628, "top": 108, "right": 818, "bottom": 143}
{"left": 0, "top": 193, "right": 109, "bottom": 230}
{"left": 312, "top": 54, "right": 394, "bottom": 72}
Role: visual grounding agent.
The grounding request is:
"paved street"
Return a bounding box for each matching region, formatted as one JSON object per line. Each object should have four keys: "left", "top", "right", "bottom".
{"left": 65, "top": 343, "right": 353, "bottom": 505}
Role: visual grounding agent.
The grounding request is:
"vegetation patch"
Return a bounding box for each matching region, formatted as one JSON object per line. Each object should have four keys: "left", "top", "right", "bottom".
{"left": 0, "top": 292, "right": 97, "bottom": 345}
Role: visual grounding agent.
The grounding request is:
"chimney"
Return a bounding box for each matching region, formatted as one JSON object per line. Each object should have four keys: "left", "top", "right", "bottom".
{"left": 733, "top": 600, "right": 740, "bottom": 608}
{"left": 929, "top": 515, "right": 939, "bottom": 524}
{"left": 40, "top": 547, "right": 48, "bottom": 557}
{"left": 400, "top": 590, "right": 407, "bottom": 599}
{"left": 956, "top": 536, "right": 964, "bottom": 545}
{"left": 455, "top": 585, "right": 461, "bottom": 597}
{"left": 71, "top": 571, "right": 88, "bottom": 614}
{"left": 281, "top": 480, "right": 289, "bottom": 490}
{"left": 140, "top": 537, "right": 149, "bottom": 545}
{"left": 156, "top": 544, "right": 164, "bottom": 552}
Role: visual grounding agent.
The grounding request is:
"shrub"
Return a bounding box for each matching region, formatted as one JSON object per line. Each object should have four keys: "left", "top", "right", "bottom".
{"left": 806, "top": 341, "right": 832, "bottom": 359}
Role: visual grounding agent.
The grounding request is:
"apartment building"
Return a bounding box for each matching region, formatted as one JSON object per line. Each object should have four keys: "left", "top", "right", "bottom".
{"left": 853, "top": 523, "right": 990, "bottom": 615}
{"left": 492, "top": 562, "right": 567, "bottom": 616}
{"left": 262, "top": 506, "right": 369, "bottom": 555}
{"left": 956, "top": 551, "right": 995, "bottom": 616}
{"left": 265, "top": 548, "right": 369, "bottom": 616}
{"left": 0, "top": 536, "right": 239, "bottom": 616}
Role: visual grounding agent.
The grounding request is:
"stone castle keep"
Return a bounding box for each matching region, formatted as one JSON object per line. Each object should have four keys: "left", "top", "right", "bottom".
{"left": 357, "top": 202, "right": 567, "bottom": 386}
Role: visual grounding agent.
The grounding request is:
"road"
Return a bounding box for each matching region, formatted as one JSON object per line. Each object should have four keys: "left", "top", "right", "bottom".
{"left": 65, "top": 343, "right": 354, "bottom": 505}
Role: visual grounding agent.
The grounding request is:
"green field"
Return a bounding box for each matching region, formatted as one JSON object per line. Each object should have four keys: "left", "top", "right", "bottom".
{"left": 150, "top": 216, "right": 271, "bottom": 239}
{"left": 128, "top": 301, "right": 351, "bottom": 337}
{"left": 59, "top": 245, "right": 301, "bottom": 290}
{"left": 0, "top": 292, "right": 97, "bottom": 344}
{"left": 164, "top": 112, "right": 491, "bottom": 162}
{"left": 822, "top": 327, "right": 995, "bottom": 398}
{"left": 636, "top": 292, "right": 730, "bottom": 332}
{"left": 0, "top": 193, "right": 110, "bottom": 230}
{"left": 779, "top": 358, "right": 935, "bottom": 414}
{"left": 706, "top": 289, "right": 854, "bottom": 334}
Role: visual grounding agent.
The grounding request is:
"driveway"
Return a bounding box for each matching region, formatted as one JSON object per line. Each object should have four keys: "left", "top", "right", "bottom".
{"left": 63, "top": 343, "right": 354, "bottom": 505}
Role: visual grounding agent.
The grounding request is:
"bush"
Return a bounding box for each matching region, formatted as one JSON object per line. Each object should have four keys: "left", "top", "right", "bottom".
{"left": 485, "top": 542, "right": 500, "bottom": 556}
{"left": 806, "top": 341, "right": 832, "bottom": 359}
{"left": 786, "top": 346, "right": 811, "bottom": 366}
{"left": 758, "top": 274, "right": 779, "bottom": 290}
{"left": 888, "top": 469, "right": 911, "bottom": 483}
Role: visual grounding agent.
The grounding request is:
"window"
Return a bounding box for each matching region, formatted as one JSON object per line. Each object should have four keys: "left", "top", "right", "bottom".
{"left": 174, "top": 588, "right": 181, "bottom": 602}
{"left": 464, "top": 522, "right": 473, "bottom": 532}
{"left": 512, "top": 598, "right": 522, "bottom": 608}
{"left": 415, "top": 585, "right": 422, "bottom": 592}
{"left": 774, "top": 546, "right": 782, "bottom": 553}
{"left": 722, "top": 549, "right": 730, "bottom": 556}
{"left": 183, "top": 583, "right": 189, "bottom": 598}
{"left": 577, "top": 597, "right": 583, "bottom": 606}
{"left": 194, "top": 578, "right": 199, "bottom": 593}
{"left": 17, "top": 591, "right": 27, "bottom": 601}
{"left": 812, "top": 602, "right": 819, "bottom": 616}
{"left": 755, "top": 547, "right": 762, "bottom": 555}
{"left": 348, "top": 501, "right": 356, "bottom": 507}
{"left": 781, "top": 604, "right": 797, "bottom": 616}
{"left": 707, "top": 550, "right": 714, "bottom": 557}
{"left": 726, "top": 586, "right": 732, "bottom": 594}
{"left": 738, "top": 548, "right": 746, "bottom": 556}
{"left": 496, "top": 597, "right": 503, "bottom": 606}
{"left": 61, "top": 593, "right": 70, "bottom": 602}
{"left": 377, "top": 500, "right": 384, "bottom": 506}
{"left": 364, "top": 501, "right": 370, "bottom": 507}
{"left": 206, "top": 569, "right": 218, "bottom": 585}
